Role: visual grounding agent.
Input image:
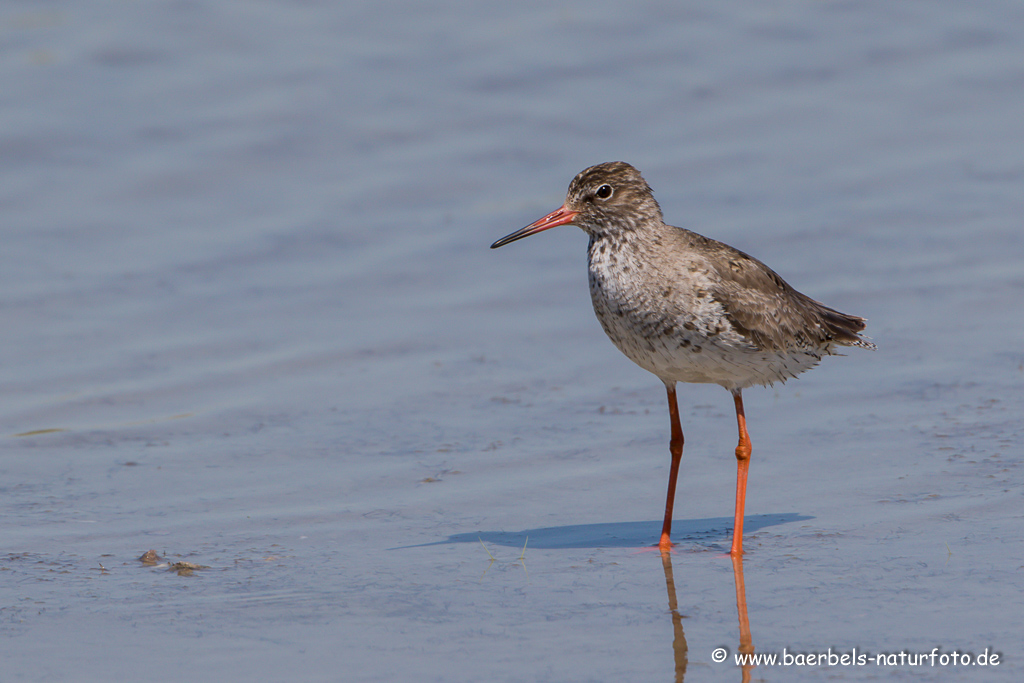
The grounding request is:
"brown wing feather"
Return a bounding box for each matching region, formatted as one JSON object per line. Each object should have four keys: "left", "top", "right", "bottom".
{"left": 691, "top": 233, "right": 874, "bottom": 352}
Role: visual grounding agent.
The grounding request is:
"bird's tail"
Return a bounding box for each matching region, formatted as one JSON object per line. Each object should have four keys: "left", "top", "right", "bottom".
{"left": 817, "top": 306, "right": 876, "bottom": 350}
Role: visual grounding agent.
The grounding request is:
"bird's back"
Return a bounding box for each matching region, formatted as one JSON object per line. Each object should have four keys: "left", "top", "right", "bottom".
{"left": 587, "top": 222, "right": 874, "bottom": 390}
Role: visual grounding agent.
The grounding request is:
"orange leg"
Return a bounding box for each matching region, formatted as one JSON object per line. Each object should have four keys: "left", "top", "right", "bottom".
{"left": 659, "top": 383, "right": 684, "bottom": 552}
{"left": 730, "top": 389, "right": 752, "bottom": 556}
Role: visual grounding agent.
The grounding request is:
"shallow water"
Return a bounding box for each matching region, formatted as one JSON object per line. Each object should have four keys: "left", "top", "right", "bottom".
{"left": 3, "top": 1, "right": 1024, "bottom": 681}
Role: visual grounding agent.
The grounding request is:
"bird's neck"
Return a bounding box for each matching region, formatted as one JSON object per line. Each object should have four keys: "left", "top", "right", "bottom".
{"left": 587, "top": 232, "right": 647, "bottom": 287}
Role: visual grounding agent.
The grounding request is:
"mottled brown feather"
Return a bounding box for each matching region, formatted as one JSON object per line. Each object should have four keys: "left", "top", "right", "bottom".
{"left": 681, "top": 230, "right": 872, "bottom": 352}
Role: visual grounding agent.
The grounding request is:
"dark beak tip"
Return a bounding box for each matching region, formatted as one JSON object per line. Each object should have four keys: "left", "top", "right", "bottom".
{"left": 490, "top": 231, "right": 526, "bottom": 249}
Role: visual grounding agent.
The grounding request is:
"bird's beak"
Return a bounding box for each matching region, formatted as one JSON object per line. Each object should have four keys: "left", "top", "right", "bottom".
{"left": 490, "top": 205, "right": 580, "bottom": 249}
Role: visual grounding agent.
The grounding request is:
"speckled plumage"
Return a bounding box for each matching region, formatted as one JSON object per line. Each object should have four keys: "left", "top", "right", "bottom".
{"left": 491, "top": 161, "right": 874, "bottom": 555}
{"left": 569, "top": 162, "right": 874, "bottom": 391}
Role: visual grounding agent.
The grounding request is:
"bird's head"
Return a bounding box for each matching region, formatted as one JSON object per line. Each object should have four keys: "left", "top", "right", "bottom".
{"left": 490, "top": 161, "right": 663, "bottom": 249}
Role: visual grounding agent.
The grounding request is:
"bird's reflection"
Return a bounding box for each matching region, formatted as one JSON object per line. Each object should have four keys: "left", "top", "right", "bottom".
{"left": 730, "top": 553, "right": 755, "bottom": 683}
{"left": 659, "top": 550, "right": 755, "bottom": 682}
{"left": 660, "top": 551, "right": 688, "bottom": 682}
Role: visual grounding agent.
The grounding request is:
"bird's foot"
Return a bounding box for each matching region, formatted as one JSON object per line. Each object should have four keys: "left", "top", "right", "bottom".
{"left": 657, "top": 533, "right": 676, "bottom": 555}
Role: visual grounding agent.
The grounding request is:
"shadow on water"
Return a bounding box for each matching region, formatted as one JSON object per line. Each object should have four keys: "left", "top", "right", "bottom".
{"left": 399, "top": 513, "right": 810, "bottom": 550}
{"left": 393, "top": 514, "right": 787, "bottom": 680}
{"left": 401, "top": 514, "right": 789, "bottom": 679}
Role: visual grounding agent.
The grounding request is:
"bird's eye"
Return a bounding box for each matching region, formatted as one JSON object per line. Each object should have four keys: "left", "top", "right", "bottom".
{"left": 595, "top": 184, "right": 613, "bottom": 200}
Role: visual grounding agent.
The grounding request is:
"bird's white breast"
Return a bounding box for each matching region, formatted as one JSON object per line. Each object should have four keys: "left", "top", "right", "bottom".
{"left": 586, "top": 236, "right": 824, "bottom": 390}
